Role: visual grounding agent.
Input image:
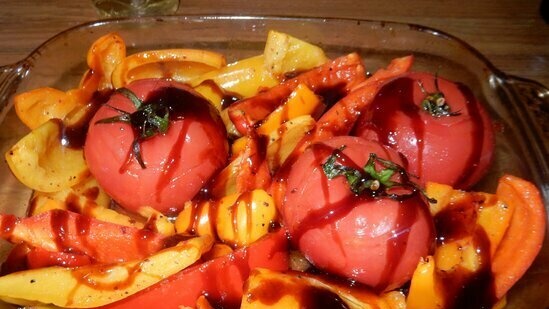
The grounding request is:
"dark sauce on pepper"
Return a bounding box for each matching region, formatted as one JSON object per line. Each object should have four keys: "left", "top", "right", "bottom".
{"left": 453, "top": 84, "right": 485, "bottom": 188}
{"left": 59, "top": 90, "right": 112, "bottom": 149}
{"left": 434, "top": 193, "right": 497, "bottom": 308}
{"left": 245, "top": 272, "right": 349, "bottom": 308}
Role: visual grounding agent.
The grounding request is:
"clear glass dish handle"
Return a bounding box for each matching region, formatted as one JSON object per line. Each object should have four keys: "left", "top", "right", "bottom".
{"left": 0, "top": 62, "right": 30, "bottom": 122}
{"left": 501, "top": 75, "right": 549, "bottom": 202}
{"left": 504, "top": 75, "right": 549, "bottom": 152}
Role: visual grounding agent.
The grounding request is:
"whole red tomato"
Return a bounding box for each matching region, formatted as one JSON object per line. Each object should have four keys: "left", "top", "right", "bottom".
{"left": 85, "top": 79, "right": 228, "bottom": 215}
{"left": 353, "top": 72, "right": 494, "bottom": 189}
{"left": 282, "top": 136, "right": 434, "bottom": 291}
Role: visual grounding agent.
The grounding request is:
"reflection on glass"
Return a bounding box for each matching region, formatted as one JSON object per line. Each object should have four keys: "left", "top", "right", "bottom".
{"left": 91, "top": 0, "right": 179, "bottom": 18}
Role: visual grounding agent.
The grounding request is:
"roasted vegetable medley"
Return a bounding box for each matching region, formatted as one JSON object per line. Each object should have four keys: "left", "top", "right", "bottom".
{"left": 0, "top": 30, "right": 546, "bottom": 309}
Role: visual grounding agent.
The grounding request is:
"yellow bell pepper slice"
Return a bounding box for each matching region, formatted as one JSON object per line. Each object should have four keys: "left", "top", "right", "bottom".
{"left": 112, "top": 49, "right": 226, "bottom": 88}
{"left": 13, "top": 88, "right": 75, "bottom": 130}
{"left": 0, "top": 235, "right": 213, "bottom": 308}
{"left": 215, "top": 189, "right": 277, "bottom": 247}
{"left": 5, "top": 119, "right": 89, "bottom": 192}
{"left": 263, "top": 30, "right": 328, "bottom": 76}
{"left": 266, "top": 115, "right": 316, "bottom": 172}
{"left": 241, "top": 268, "right": 401, "bottom": 309}
{"left": 190, "top": 55, "right": 279, "bottom": 98}
{"left": 257, "top": 83, "right": 323, "bottom": 136}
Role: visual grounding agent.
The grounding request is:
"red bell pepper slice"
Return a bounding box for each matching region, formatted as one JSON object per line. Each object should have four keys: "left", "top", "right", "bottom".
{"left": 228, "top": 53, "right": 366, "bottom": 135}
{"left": 100, "top": 228, "right": 289, "bottom": 309}
{"left": 26, "top": 247, "right": 93, "bottom": 269}
{"left": 0, "top": 209, "right": 166, "bottom": 264}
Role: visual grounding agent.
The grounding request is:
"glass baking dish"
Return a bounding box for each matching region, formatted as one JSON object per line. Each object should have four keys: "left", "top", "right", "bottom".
{"left": 0, "top": 15, "right": 547, "bottom": 308}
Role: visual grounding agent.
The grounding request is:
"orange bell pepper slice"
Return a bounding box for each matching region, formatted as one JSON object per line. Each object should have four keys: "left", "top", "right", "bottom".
{"left": 407, "top": 176, "right": 546, "bottom": 308}
{"left": 491, "top": 174, "right": 546, "bottom": 299}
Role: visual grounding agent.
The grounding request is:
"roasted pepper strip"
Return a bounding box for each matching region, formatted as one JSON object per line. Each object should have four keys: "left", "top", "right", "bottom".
{"left": 242, "top": 268, "right": 405, "bottom": 309}
{"left": 0, "top": 209, "right": 166, "bottom": 264}
{"left": 310, "top": 55, "right": 414, "bottom": 143}
{"left": 491, "top": 175, "right": 546, "bottom": 299}
{"left": 407, "top": 177, "right": 546, "bottom": 308}
{"left": 210, "top": 135, "right": 272, "bottom": 198}
{"left": 0, "top": 236, "right": 212, "bottom": 308}
{"left": 100, "top": 229, "right": 289, "bottom": 309}
{"left": 228, "top": 53, "right": 366, "bottom": 135}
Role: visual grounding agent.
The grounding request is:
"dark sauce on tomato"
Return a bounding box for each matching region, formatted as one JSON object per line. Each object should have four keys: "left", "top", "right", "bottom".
{"left": 286, "top": 141, "right": 429, "bottom": 291}
{"left": 154, "top": 115, "right": 189, "bottom": 205}
{"left": 144, "top": 86, "right": 217, "bottom": 122}
{"left": 354, "top": 78, "right": 420, "bottom": 175}
{"left": 115, "top": 85, "right": 227, "bottom": 211}
{"left": 454, "top": 84, "right": 486, "bottom": 188}
{"left": 353, "top": 76, "right": 488, "bottom": 188}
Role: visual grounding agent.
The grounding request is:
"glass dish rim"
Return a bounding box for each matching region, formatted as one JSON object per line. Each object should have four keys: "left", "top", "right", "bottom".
{"left": 4, "top": 13, "right": 546, "bottom": 189}
{"left": 15, "top": 14, "right": 509, "bottom": 77}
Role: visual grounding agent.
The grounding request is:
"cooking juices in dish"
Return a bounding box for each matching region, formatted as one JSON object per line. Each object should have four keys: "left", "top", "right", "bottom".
{"left": 0, "top": 30, "right": 545, "bottom": 309}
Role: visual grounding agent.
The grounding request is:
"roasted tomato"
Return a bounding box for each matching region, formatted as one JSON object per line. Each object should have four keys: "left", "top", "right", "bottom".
{"left": 85, "top": 79, "right": 228, "bottom": 214}
{"left": 281, "top": 136, "right": 434, "bottom": 291}
{"left": 353, "top": 72, "right": 494, "bottom": 189}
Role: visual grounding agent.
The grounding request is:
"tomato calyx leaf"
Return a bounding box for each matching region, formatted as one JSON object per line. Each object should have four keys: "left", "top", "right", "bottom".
{"left": 322, "top": 147, "right": 436, "bottom": 203}
{"left": 95, "top": 87, "right": 170, "bottom": 169}
{"left": 418, "top": 77, "right": 461, "bottom": 118}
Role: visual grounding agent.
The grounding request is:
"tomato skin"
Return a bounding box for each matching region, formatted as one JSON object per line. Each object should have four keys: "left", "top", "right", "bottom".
{"left": 282, "top": 136, "right": 434, "bottom": 291}
{"left": 85, "top": 79, "right": 228, "bottom": 214}
{"left": 353, "top": 72, "right": 494, "bottom": 189}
